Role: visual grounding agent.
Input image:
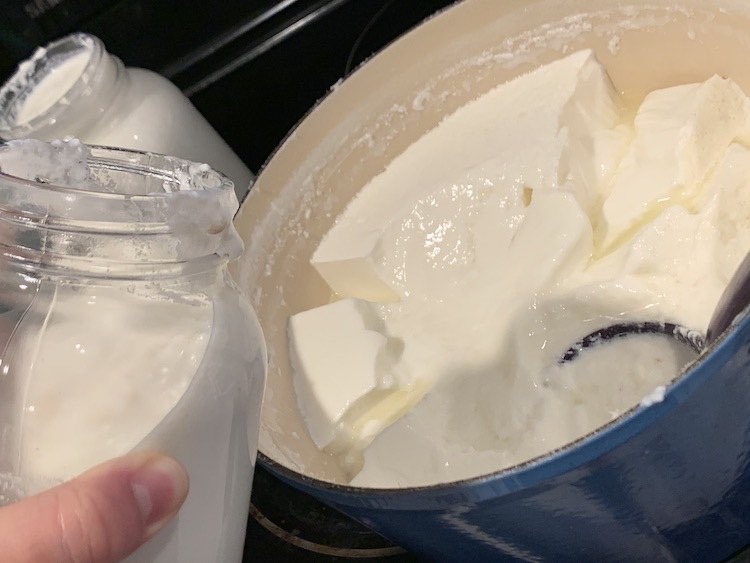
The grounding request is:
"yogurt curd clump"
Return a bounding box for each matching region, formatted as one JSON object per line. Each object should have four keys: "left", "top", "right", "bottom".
{"left": 288, "top": 49, "right": 750, "bottom": 487}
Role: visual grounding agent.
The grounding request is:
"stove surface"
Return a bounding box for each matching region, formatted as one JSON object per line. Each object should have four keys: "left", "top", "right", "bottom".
{"left": 244, "top": 465, "right": 417, "bottom": 562}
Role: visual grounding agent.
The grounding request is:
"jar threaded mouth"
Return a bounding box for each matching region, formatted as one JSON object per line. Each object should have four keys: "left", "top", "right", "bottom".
{"left": 0, "top": 33, "right": 106, "bottom": 137}
{"left": 0, "top": 140, "right": 243, "bottom": 278}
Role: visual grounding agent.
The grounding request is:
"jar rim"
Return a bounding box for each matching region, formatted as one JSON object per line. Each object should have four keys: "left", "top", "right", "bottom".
{"left": 0, "top": 142, "right": 236, "bottom": 203}
{"left": 0, "top": 141, "right": 243, "bottom": 275}
{"left": 0, "top": 33, "right": 105, "bottom": 138}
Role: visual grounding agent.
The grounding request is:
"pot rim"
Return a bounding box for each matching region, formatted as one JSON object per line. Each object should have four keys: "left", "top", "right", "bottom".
{"left": 245, "top": 0, "right": 750, "bottom": 507}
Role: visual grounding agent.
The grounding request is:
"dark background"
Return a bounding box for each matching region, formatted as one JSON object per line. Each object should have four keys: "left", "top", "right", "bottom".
{"left": 0, "top": 0, "right": 457, "bottom": 172}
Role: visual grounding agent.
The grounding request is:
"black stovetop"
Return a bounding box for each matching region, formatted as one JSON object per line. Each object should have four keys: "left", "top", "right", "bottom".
{"left": 244, "top": 465, "right": 417, "bottom": 562}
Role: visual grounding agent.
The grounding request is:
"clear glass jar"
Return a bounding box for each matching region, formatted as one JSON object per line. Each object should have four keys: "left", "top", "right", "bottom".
{"left": 0, "top": 33, "right": 254, "bottom": 199}
{"left": 0, "top": 139, "right": 266, "bottom": 562}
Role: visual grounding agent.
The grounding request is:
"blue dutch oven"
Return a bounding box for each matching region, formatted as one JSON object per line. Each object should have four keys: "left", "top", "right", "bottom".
{"left": 234, "top": 0, "right": 750, "bottom": 559}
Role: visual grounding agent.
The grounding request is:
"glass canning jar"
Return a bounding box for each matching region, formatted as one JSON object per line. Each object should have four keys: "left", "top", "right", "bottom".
{"left": 0, "top": 139, "right": 266, "bottom": 562}
{"left": 0, "top": 32, "right": 253, "bottom": 199}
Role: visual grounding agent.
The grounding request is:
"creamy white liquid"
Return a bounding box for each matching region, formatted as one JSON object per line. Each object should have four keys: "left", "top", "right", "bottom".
{"left": 16, "top": 51, "right": 90, "bottom": 124}
{"left": 352, "top": 334, "right": 695, "bottom": 487}
{"left": 8, "top": 283, "right": 259, "bottom": 563}
{"left": 11, "top": 285, "right": 212, "bottom": 490}
{"left": 291, "top": 50, "right": 750, "bottom": 487}
{"left": 0, "top": 138, "right": 260, "bottom": 562}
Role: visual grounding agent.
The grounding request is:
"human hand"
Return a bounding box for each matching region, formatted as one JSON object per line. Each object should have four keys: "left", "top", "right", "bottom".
{"left": 0, "top": 451, "right": 189, "bottom": 563}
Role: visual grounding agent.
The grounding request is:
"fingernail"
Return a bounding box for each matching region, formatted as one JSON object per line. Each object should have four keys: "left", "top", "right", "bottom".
{"left": 130, "top": 454, "right": 189, "bottom": 537}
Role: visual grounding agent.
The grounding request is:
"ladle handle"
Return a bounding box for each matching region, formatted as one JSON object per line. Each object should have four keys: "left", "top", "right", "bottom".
{"left": 706, "top": 250, "right": 750, "bottom": 345}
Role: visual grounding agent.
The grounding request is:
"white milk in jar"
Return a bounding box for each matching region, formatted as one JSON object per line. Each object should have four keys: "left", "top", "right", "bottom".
{"left": 0, "top": 139, "right": 266, "bottom": 562}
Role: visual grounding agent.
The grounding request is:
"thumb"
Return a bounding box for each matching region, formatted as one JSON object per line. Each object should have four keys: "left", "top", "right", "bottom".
{"left": 0, "top": 450, "right": 189, "bottom": 563}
